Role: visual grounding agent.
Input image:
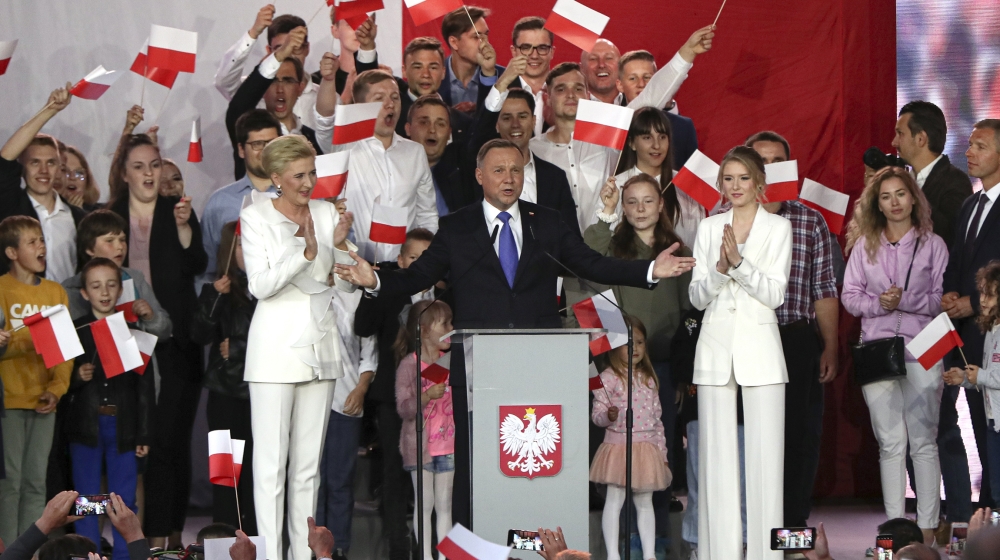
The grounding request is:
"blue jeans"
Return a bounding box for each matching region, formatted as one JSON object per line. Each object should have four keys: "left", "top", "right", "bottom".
{"left": 987, "top": 420, "right": 1000, "bottom": 508}
{"left": 683, "top": 420, "right": 747, "bottom": 544}
{"left": 316, "top": 411, "right": 362, "bottom": 551}
{"left": 70, "top": 415, "right": 138, "bottom": 560}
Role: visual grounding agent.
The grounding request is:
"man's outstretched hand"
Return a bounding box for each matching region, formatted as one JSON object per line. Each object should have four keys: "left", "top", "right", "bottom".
{"left": 35, "top": 490, "right": 81, "bottom": 534}
{"left": 652, "top": 242, "right": 696, "bottom": 279}
{"left": 334, "top": 251, "right": 378, "bottom": 289}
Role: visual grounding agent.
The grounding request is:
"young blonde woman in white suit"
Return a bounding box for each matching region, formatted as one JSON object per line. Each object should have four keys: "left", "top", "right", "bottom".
{"left": 689, "top": 146, "right": 792, "bottom": 560}
{"left": 239, "top": 135, "right": 358, "bottom": 560}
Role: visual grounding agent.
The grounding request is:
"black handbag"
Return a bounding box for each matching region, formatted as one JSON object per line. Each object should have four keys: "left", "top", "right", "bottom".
{"left": 851, "top": 238, "right": 919, "bottom": 386}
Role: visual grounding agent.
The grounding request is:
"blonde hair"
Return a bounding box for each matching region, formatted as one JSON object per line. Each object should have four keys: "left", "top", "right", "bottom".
{"left": 716, "top": 145, "right": 767, "bottom": 203}
{"left": 845, "top": 167, "right": 932, "bottom": 263}
{"left": 608, "top": 315, "right": 658, "bottom": 391}
{"left": 261, "top": 135, "right": 316, "bottom": 178}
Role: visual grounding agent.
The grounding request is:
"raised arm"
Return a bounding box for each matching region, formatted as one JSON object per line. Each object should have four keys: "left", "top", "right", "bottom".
{"left": 214, "top": 5, "right": 274, "bottom": 100}
{"left": 628, "top": 25, "right": 714, "bottom": 111}
{"left": 1, "top": 84, "right": 72, "bottom": 161}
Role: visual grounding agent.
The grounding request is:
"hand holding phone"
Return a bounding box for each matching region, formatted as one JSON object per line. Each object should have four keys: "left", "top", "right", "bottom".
{"left": 507, "top": 530, "right": 543, "bottom": 551}
{"left": 875, "top": 534, "right": 894, "bottom": 560}
{"left": 73, "top": 494, "right": 111, "bottom": 516}
{"left": 771, "top": 528, "right": 815, "bottom": 551}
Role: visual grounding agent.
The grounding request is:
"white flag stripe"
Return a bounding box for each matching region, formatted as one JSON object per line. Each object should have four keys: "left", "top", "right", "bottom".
{"left": 316, "top": 152, "right": 351, "bottom": 177}
{"left": 589, "top": 362, "right": 600, "bottom": 378}
{"left": 765, "top": 160, "right": 798, "bottom": 184}
{"left": 82, "top": 66, "right": 121, "bottom": 87}
{"left": 107, "top": 313, "right": 144, "bottom": 371}
{"left": 130, "top": 329, "right": 158, "bottom": 355}
{"left": 373, "top": 204, "right": 409, "bottom": 226}
{"left": 551, "top": 0, "right": 610, "bottom": 35}
{"left": 575, "top": 99, "right": 633, "bottom": 130}
{"left": 443, "top": 524, "right": 512, "bottom": 560}
{"left": 683, "top": 150, "right": 721, "bottom": 186}
{"left": 150, "top": 25, "right": 198, "bottom": 53}
{"left": 208, "top": 430, "right": 233, "bottom": 455}
{"left": 0, "top": 40, "right": 18, "bottom": 59}
{"left": 334, "top": 102, "right": 382, "bottom": 126}
{"left": 593, "top": 289, "right": 628, "bottom": 349}
{"left": 907, "top": 312, "right": 956, "bottom": 357}
{"left": 50, "top": 306, "right": 85, "bottom": 360}
{"left": 190, "top": 117, "right": 201, "bottom": 142}
{"left": 232, "top": 439, "right": 246, "bottom": 465}
{"left": 800, "top": 178, "right": 849, "bottom": 214}
{"left": 118, "top": 278, "right": 136, "bottom": 305}
{"left": 39, "top": 304, "right": 69, "bottom": 320}
{"left": 138, "top": 39, "right": 149, "bottom": 55}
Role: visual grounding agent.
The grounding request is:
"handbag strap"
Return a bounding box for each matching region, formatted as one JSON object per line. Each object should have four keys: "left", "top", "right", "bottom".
{"left": 859, "top": 236, "right": 921, "bottom": 343}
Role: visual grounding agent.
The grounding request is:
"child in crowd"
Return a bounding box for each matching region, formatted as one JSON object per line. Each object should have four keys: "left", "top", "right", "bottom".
{"left": 590, "top": 316, "right": 671, "bottom": 560}
{"left": 395, "top": 300, "right": 455, "bottom": 560}
{"left": 67, "top": 257, "right": 154, "bottom": 560}
{"left": 0, "top": 216, "right": 74, "bottom": 546}
{"left": 190, "top": 220, "right": 257, "bottom": 533}
{"left": 944, "top": 260, "right": 1000, "bottom": 509}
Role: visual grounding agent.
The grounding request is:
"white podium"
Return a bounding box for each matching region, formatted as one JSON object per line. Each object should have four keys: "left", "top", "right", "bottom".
{"left": 449, "top": 328, "right": 604, "bottom": 557}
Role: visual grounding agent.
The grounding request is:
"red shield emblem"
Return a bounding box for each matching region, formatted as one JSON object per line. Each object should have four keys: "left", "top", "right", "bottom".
{"left": 499, "top": 405, "right": 562, "bottom": 479}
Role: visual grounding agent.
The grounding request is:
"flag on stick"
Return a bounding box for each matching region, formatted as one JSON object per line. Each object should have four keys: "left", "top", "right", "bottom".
{"left": 130, "top": 329, "right": 158, "bottom": 375}
{"left": 91, "top": 312, "right": 144, "bottom": 378}
{"left": 0, "top": 40, "right": 18, "bottom": 76}
{"left": 402, "top": 0, "right": 463, "bottom": 26}
{"left": 313, "top": 152, "right": 350, "bottom": 199}
{"left": 333, "top": 102, "right": 381, "bottom": 145}
{"left": 208, "top": 430, "right": 237, "bottom": 487}
{"left": 672, "top": 150, "right": 721, "bottom": 210}
{"left": 588, "top": 361, "right": 604, "bottom": 391}
{"left": 370, "top": 203, "right": 408, "bottom": 244}
{"left": 572, "top": 100, "right": 633, "bottom": 151}
{"left": 115, "top": 276, "right": 139, "bottom": 322}
{"left": 334, "top": 0, "right": 385, "bottom": 28}
{"left": 148, "top": 24, "right": 198, "bottom": 73}
{"left": 70, "top": 66, "right": 122, "bottom": 100}
{"left": 188, "top": 117, "right": 203, "bottom": 162}
{"left": 437, "top": 524, "right": 512, "bottom": 560}
{"left": 573, "top": 290, "right": 628, "bottom": 355}
{"left": 544, "top": 0, "right": 610, "bottom": 53}
{"left": 764, "top": 160, "right": 799, "bottom": 203}
{"left": 907, "top": 312, "right": 965, "bottom": 370}
{"left": 129, "top": 39, "right": 179, "bottom": 88}
{"left": 422, "top": 351, "right": 451, "bottom": 385}
{"left": 23, "top": 305, "right": 84, "bottom": 368}
{"left": 799, "top": 178, "right": 849, "bottom": 234}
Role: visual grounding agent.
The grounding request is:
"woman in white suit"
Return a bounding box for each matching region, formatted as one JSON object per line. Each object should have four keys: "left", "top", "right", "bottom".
{"left": 689, "top": 146, "right": 792, "bottom": 560}
{"left": 239, "top": 135, "right": 358, "bottom": 560}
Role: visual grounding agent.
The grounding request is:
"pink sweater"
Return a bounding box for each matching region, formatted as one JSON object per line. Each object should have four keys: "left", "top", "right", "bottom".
{"left": 591, "top": 368, "right": 668, "bottom": 462}
{"left": 396, "top": 353, "right": 455, "bottom": 468}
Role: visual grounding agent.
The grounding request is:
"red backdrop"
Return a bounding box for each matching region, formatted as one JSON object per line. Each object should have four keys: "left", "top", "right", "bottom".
{"left": 405, "top": 0, "right": 897, "bottom": 498}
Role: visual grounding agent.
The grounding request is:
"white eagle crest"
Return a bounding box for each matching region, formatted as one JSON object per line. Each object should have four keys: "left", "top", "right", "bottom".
{"left": 500, "top": 407, "right": 561, "bottom": 475}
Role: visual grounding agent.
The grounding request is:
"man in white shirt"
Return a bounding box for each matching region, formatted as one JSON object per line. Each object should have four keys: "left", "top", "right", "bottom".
{"left": 314, "top": 69, "right": 438, "bottom": 263}
{"left": 582, "top": 39, "right": 623, "bottom": 105}
{"left": 506, "top": 17, "right": 555, "bottom": 137}
{"left": 529, "top": 25, "right": 715, "bottom": 233}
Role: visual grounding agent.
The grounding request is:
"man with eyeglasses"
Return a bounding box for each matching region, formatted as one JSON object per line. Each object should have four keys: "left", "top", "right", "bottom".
{"left": 506, "top": 17, "right": 555, "bottom": 138}
{"left": 202, "top": 110, "right": 282, "bottom": 281}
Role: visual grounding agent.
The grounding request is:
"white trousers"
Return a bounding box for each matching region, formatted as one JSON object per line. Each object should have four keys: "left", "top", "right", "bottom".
{"left": 698, "top": 374, "right": 784, "bottom": 560}
{"left": 861, "top": 361, "right": 943, "bottom": 528}
{"left": 250, "top": 379, "right": 335, "bottom": 560}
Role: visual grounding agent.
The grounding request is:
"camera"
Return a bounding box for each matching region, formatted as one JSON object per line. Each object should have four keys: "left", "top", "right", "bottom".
{"left": 863, "top": 147, "right": 907, "bottom": 171}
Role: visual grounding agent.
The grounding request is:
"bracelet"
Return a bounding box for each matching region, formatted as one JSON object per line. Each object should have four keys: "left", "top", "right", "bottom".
{"left": 596, "top": 210, "right": 619, "bottom": 224}
{"left": 733, "top": 258, "right": 744, "bottom": 269}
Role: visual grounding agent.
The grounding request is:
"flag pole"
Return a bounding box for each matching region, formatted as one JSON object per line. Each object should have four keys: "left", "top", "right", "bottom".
{"left": 209, "top": 236, "right": 239, "bottom": 316}
{"left": 139, "top": 76, "right": 147, "bottom": 108}
{"left": 463, "top": 5, "right": 481, "bottom": 38}
{"left": 307, "top": 3, "right": 327, "bottom": 26}
{"left": 712, "top": 0, "right": 729, "bottom": 27}
{"left": 232, "top": 463, "right": 243, "bottom": 531}
{"left": 152, "top": 88, "right": 172, "bottom": 127}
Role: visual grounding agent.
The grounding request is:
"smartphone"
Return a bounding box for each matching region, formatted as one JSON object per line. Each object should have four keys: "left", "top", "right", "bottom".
{"left": 992, "top": 511, "right": 1000, "bottom": 526}
{"left": 73, "top": 494, "right": 111, "bottom": 516}
{"left": 769, "top": 527, "right": 815, "bottom": 551}
{"left": 950, "top": 522, "right": 969, "bottom": 554}
{"left": 875, "top": 534, "right": 894, "bottom": 560}
{"left": 507, "top": 530, "right": 543, "bottom": 551}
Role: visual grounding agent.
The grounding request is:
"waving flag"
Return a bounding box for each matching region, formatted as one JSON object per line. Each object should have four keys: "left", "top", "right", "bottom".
{"left": 313, "top": 152, "right": 350, "bottom": 199}
{"left": 130, "top": 329, "right": 158, "bottom": 375}
{"left": 115, "top": 275, "right": 139, "bottom": 322}
{"left": 907, "top": 312, "right": 964, "bottom": 370}
{"left": 572, "top": 100, "right": 633, "bottom": 151}
{"left": 70, "top": 66, "right": 122, "bottom": 100}
{"left": 23, "top": 305, "right": 84, "bottom": 368}
{"left": 333, "top": 102, "right": 381, "bottom": 145}
{"left": 148, "top": 24, "right": 198, "bottom": 73}
{"left": 91, "top": 312, "right": 143, "bottom": 378}
{"left": 129, "top": 39, "right": 178, "bottom": 88}
{"left": 188, "top": 117, "right": 203, "bottom": 163}
{"left": 0, "top": 40, "right": 17, "bottom": 76}
{"left": 334, "top": 0, "right": 385, "bottom": 29}
{"left": 422, "top": 351, "right": 451, "bottom": 385}
{"left": 588, "top": 362, "right": 604, "bottom": 391}
{"left": 545, "top": 0, "right": 610, "bottom": 53}
{"left": 208, "top": 430, "right": 237, "bottom": 487}
{"left": 764, "top": 160, "right": 799, "bottom": 203}
{"left": 799, "top": 178, "right": 849, "bottom": 234}
{"left": 437, "top": 524, "right": 512, "bottom": 560}
{"left": 232, "top": 439, "right": 246, "bottom": 485}
{"left": 672, "top": 150, "right": 721, "bottom": 210}
{"left": 573, "top": 289, "right": 627, "bottom": 355}
{"left": 403, "top": 0, "right": 463, "bottom": 26}
{"left": 370, "top": 203, "right": 408, "bottom": 244}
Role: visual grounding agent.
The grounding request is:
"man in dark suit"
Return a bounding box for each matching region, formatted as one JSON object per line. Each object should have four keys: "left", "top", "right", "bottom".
{"left": 893, "top": 101, "right": 972, "bottom": 242}
{"left": 941, "top": 119, "right": 1000, "bottom": 521}
{"left": 406, "top": 96, "right": 477, "bottom": 215}
{"left": 616, "top": 50, "right": 699, "bottom": 169}
{"left": 336, "top": 138, "right": 696, "bottom": 527}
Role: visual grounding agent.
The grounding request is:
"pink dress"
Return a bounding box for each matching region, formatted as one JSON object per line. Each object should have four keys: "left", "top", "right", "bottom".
{"left": 589, "top": 368, "right": 672, "bottom": 492}
{"left": 396, "top": 353, "right": 455, "bottom": 469}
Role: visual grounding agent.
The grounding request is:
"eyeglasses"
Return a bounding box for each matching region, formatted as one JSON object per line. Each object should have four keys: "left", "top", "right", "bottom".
{"left": 516, "top": 43, "right": 552, "bottom": 56}
{"left": 274, "top": 77, "right": 300, "bottom": 86}
{"left": 245, "top": 140, "right": 271, "bottom": 152}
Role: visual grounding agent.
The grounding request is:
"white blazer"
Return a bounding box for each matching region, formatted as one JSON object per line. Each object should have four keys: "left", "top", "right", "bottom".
{"left": 689, "top": 205, "right": 793, "bottom": 386}
{"left": 240, "top": 198, "right": 358, "bottom": 384}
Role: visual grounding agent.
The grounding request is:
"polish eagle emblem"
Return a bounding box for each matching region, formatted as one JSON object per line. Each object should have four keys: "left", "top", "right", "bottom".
{"left": 499, "top": 406, "right": 562, "bottom": 478}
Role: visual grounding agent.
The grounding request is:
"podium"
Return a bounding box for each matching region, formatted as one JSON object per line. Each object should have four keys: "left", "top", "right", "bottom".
{"left": 448, "top": 328, "right": 604, "bottom": 557}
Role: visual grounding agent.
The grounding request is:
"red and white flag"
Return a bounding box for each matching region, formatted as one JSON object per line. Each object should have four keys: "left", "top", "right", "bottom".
{"left": 333, "top": 0, "right": 385, "bottom": 29}
{"left": 573, "top": 289, "right": 628, "bottom": 355}
{"left": 208, "top": 430, "right": 237, "bottom": 487}
{"left": 370, "top": 203, "right": 408, "bottom": 244}
{"left": 799, "top": 178, "right": 849, "bottom": 234}
{"left": 129, "top": 39, "right": 178, "bottom": 88}
{"left": 545, "top": 0, "right": 610, "bottom": 53}
{"left": 70, "top": 66, "right": 122, "bottom": 100}
{"left": 116, "top": 277, "right": 139, "bottom": 322}
{"left": 333, "top": 102, "right": 381, "bottom": 145}
{"left": 437, "top": 524, "right": 512, "bottom": 560}
{"left": 23, "top": 305, "right": 84, "bottom": 368}
{"left": 0, "top": 40, "right": 17, "bottom": 76}
{"left": 91, "top": 312, "right": 144, "bottom": 378}
{"left": 672, "top": 150, "right": 721, "bottom": 211}
{"left": 422, "top": 351, "right": 451, "bottom": 385}
{"left": 907, "top": 312, "right": 964, "bottom": 370}
{"left": 588, "top": 362, "right": 603, "bottom": 391}
{"left": 402, "top": 0, "right": 463, "bottom": 26}
{"left": 313, "top": 152, "right": 350, "bottom": 199}
{"left": 148, "top": 24, "right": 198, "bottom": 74}
{"left": 232, "top": 439, "right": 246, "bottom": 485}
{"left": 188, "top": 117, "right": 203, "bottom": 163}
{"left": 129, "top": 329, "right": 158, "bottom": 375}
{"left": 764, "top": 160, "right": 799, "bottom": 203}
{"left": 572, "top": 100, "right": 633, "bottom": 151}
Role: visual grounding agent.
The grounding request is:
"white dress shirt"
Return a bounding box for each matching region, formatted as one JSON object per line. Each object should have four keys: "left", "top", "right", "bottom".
{"left": 521, "top": 152, "right": 538, "bottom": 204}
{"left": 967, "top": 183, "right": 1000, "bottom": 239}
{"left": 330, "top": 288, "right": 378, "bottom": 417}
{"left": 30, "top": 194, "right": 76, "bottom": 283}
{"left": 615, "top": 166, "right": 704, "bottom": 248}
{"left": 915, "top": 154, "right": 943, "bottom": 189}
{"left": 482, "top": 199, "right": 523, "bottom": 257}
{"left": 530, "top": 53, "right": 694, "bottom": 235}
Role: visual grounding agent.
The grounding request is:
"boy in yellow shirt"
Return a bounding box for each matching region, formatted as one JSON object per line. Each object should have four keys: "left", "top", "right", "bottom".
{"left": 0, "top": 215, "right": 73, "bottom": 545}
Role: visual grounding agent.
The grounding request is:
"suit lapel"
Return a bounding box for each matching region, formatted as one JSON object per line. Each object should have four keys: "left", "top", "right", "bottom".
{"left": 471, "top": 207, "right": 508, "bottom": 284}
{"left": 973, "top": 194, "right": 1000, "bottom": 258}
{"left": 513, "top": 206, "right": 536, "bottom": 288}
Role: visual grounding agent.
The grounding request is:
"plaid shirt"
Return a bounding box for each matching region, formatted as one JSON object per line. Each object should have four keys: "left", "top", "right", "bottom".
{"left": 776, "top": 201, "right": 838, "bottom": 324}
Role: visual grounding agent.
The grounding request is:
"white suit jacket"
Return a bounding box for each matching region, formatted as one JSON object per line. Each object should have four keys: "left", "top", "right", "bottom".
{"left": 689, "top": 205, "right": 793, "bottom": 386}
{"left": 240, "top": 198, "right": 358, "bottom": 384}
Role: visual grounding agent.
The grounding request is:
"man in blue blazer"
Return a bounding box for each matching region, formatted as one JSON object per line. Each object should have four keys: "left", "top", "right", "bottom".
{"left": 336, "top": 139, "right": 696, "bottom": 527}
{"left": 437, "top": 6, "right": 503, "bottom": 112}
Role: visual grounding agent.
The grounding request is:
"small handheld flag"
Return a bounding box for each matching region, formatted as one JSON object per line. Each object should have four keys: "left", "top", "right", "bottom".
{"left": 23, "top": 305, "right": 85, "bottom": 368}
{"left": 545, "top": 0, "right": 610, "bottom": 53}
{"left": 672, "top": 150, "right": 721, "bottom": 210}
{"left": 148, "top": 24, "right": 198, "bottom": 73}
{"left": 70, "top": 66, "right": 122, "bottom": 100}
{"left": 763, "top": 160, "right": 799, "bottom": 203}
{"left": 572, "top": 100, "right": 633, "bottom": 151}
{"left": 0, "top": 40, "right": 18, "bottom": 76}
{"left": 402, "top": 0, "right": 463, "bottom": 26}
{"left": 799, "top": 178, "right": 849, "bottom": 234}
{"left": 188, "top": 117, "right": 203, "bottom": 163}
{"left": 573, "top": 290, "right": 628, "bottom": 355}
{"left": 313, "top": 152, "right": 350, "bottom": 199}
{"left": 333, "top": 102, "right": 382, "bottom": 145}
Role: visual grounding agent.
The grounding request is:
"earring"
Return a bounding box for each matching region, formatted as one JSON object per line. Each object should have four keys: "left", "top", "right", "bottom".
{"left": 275, "top": 184, "right": 282, "bottom": 196}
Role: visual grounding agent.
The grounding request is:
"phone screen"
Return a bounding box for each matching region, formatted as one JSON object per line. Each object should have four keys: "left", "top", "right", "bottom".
{"left": 507, "top": 530, "right": 544, "bottom": 551}
{"left": 73, "top": 494, "right": 111, "bottom": 516}
{"left": 991, "top": 511, "right": 1000, "bottom": 526}
{"left": 770, "top": 528, "right": 815, "bottom": 550}
{"left": 875, "top": 534, "right": 894, "bottom": 560}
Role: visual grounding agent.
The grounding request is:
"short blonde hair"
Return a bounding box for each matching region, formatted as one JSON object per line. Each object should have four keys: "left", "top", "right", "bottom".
{"left": 717, "top": 145, "right": 767, "bottom": 202}
{"left": 261, "top": 135, "right": 315, "bottom": 178}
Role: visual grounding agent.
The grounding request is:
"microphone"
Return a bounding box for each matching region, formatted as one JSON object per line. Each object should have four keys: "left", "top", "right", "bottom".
{"left": 528, "top": 223, "right": 629, "bottom": 314}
